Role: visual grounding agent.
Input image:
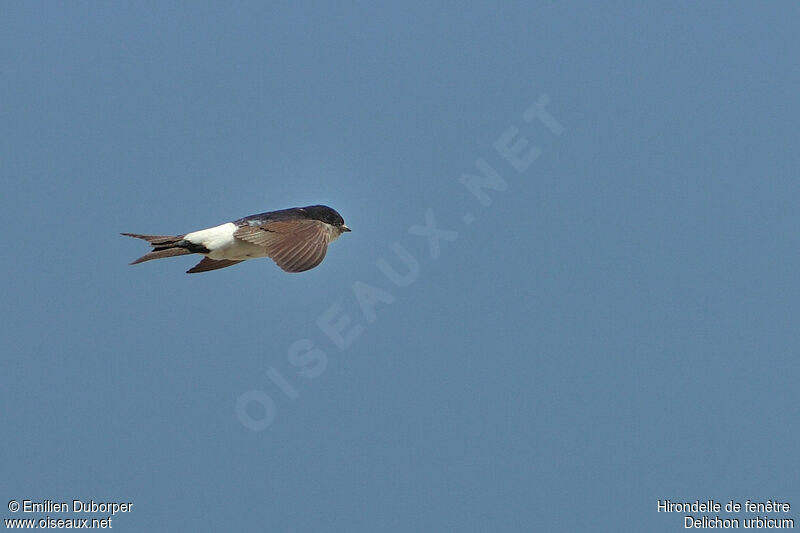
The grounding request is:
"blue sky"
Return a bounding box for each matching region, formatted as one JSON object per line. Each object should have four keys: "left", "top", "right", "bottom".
{"left": 2, "top": 2, "right": 799, "bottom": 531}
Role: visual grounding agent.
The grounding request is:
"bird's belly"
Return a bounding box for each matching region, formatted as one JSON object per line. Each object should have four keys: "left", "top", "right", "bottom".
{"left": 184, "top": 222, "right": 268, "bottom": 260}
{"left": 207, "top": 239, "right": 268, "bottom": 260}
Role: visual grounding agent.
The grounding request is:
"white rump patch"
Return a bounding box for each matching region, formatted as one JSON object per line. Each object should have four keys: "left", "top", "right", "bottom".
{"left": 184, "top": 222, "right": 268, "bottom": 260}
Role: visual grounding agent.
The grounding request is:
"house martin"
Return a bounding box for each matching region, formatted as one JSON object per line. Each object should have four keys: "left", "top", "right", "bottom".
{"left": 122, "top": 205, "right": 350, "bottom": 273}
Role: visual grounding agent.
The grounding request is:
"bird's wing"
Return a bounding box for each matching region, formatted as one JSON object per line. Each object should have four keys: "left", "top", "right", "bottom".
{"left": 186, "top": 257, "right": 244, "bottom": 274}
{"left": 233, "top": 219, "right": 330, "bottom": 273}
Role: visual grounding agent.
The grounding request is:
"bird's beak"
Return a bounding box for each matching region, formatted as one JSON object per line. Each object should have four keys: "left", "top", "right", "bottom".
{"left": 341, "top": 225, "right": 351, "bottom": 232}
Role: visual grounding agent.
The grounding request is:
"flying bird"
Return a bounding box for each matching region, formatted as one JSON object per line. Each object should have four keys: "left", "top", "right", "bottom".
{"left": 122, "top": 205, "right": 350, "bottom": 273}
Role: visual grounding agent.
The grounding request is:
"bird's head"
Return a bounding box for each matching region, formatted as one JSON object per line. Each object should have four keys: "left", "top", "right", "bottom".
{"left": 302, "top": 205, "right": 350, "bottom": 234}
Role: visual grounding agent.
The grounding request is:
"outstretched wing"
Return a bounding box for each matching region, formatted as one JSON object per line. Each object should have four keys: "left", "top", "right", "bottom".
{"left": 186, "top": 257, "right": 244, "bottom": 274}
{"left": 234, "top": 219, "right": 331, "bottom": 273}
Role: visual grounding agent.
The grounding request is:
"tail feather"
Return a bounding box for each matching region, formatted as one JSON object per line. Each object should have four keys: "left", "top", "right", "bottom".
{"left": 121, "top": 233, "right": 185, "bottom": 246}
{"left": 122, "top": 232, "right": 192, "bottom": 265}
{"left": 130, "top": 248, "right": 192, "bottom": 265}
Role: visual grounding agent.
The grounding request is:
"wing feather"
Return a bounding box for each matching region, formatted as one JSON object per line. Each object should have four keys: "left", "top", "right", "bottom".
{"left": 186, "top": 257, "right": 244, "bottom": 274}
{"left": 233, "top": 219, "right": 331, "bottom": 273}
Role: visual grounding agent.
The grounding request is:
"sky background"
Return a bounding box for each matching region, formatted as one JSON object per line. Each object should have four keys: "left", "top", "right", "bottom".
{"left": 2, "top": 2, "right": 799, "bottom": 531}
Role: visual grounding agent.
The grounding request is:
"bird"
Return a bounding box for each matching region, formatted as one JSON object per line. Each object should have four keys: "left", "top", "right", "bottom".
{"left": 122, "top": 205, "right": 350, "bottom": 274}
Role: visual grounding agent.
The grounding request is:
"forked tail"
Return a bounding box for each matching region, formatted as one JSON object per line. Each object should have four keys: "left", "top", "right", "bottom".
{"left": 121, "top": 233, "right": 193, "bottom": 264}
